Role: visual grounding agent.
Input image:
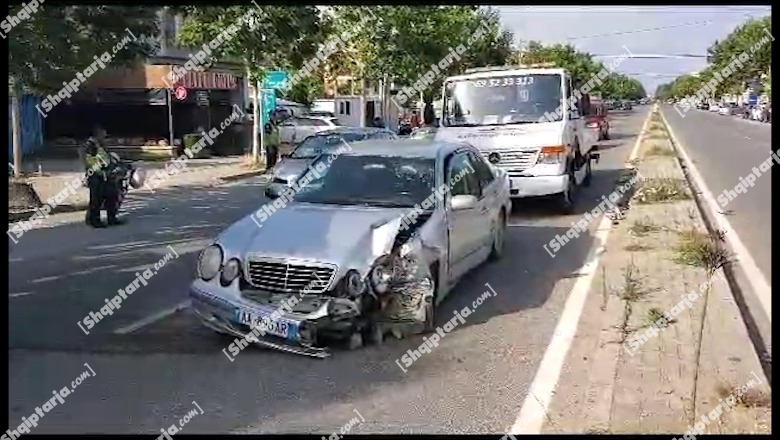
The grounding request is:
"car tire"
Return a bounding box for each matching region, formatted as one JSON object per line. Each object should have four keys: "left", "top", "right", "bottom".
{"left": 488, "top": 209, "right": 506, "bottom": 261}
{"left": 582, "top": 156, "right": 593, "bottom": 187}
{"left": 423, "top": 264, "right": 439, "bottom": 333}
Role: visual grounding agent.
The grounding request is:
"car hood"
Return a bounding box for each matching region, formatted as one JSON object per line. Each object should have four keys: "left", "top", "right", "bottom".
{"left": 272, "top": 158, "right": 311, "bottom": 182}
{"left": 217, "top": 203, "right": 412, "bottom": 273}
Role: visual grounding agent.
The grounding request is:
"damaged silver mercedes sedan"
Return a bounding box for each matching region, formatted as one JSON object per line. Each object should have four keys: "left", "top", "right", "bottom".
{"left": 189, "top": 139, "right": 512, "bottom": 357}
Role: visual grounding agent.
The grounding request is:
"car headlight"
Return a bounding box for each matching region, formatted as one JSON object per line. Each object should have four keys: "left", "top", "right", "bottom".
{"left": 197, "top": 245, "right": 223, "bottom": 281}
{"left": 220, "top": 258, "right": 241, "bottom": 286}
{"left": 369, "top": 263, "right": 392, "bottom": 294}
{"left": 343, "top": 270, "right": 367, "bottom": 297}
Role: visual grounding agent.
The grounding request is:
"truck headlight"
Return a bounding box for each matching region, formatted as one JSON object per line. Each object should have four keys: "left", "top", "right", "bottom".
{"left": 537, "top": 145, "right": 567, "bottom": 164}
{"left": 220, "top": 258, "right": 241, "bottom": 286}
{"left": 344, "top": 270, "right": 367, "bottom": 297}
{"left": 197, "top": 245, "right": 223, "bottom": 281}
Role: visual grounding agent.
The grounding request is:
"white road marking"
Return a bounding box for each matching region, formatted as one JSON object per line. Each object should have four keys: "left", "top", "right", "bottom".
{"left": 113, "top": 300, "right": 191, "bottom": 335}
{"left": 10, "top": 292, "right": 35, "bottom": 298}
{"left": 75, "top": 238, "right": 210, "bottom": 260}
{"left": 510, "top": 107, "right": 655, "bottom": 434}
{"left": 661, "top": 111, "right": 771, "bottom": 323}
{"left": 30, "top": 264, "right": 118, "bottom": 284}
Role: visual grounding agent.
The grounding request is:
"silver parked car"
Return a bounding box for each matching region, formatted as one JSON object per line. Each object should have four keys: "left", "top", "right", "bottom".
{"left": 271, "top": 127, "right": 396, "bottom": 185}
{"left": 190, "top": 139, "right": 512, "bottom": 357}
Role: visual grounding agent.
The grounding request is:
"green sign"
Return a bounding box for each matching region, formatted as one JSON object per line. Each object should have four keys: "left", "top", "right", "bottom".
{"left": 263, "top": 71, "right": 289, "bottom": 89}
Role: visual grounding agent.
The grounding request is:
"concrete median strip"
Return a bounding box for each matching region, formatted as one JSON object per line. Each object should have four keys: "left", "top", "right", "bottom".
{"left": 533, "top": 105, "right": 770, "bottom": 434}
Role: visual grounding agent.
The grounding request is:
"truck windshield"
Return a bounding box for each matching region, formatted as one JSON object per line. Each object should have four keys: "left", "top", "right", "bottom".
{"left": 442, "top": 74, "right": 564, "bottom": 127}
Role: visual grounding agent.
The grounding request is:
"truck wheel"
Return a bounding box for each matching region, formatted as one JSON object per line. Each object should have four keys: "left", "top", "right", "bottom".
{"left": 555, "top": 168, "right": 576, "bottom": 214}
{"left": 582, "top": 156, "right": 593, "bottom": 187}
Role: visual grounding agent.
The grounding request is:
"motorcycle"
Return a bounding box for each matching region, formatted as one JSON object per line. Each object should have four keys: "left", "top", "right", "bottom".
{"left": 107, "top": 152, "right": 146, "bottom": 210}
{"left": 84, "top": 153, "right": 146, "bottom": 224}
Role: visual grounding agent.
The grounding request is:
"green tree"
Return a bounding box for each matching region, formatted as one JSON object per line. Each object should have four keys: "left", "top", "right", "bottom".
{"left": 332, "top": 6, "right": 513, "bottom": 122}
{"left": 175, "top": 5, "right": 326, "bottom": 161}
{"left": 8, "top": 5, "right": 160, "bottom": 177}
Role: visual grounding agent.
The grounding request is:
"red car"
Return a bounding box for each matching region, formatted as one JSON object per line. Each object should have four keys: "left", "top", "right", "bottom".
{"left": 586, "top": 100, "right": 610, "bottom": 141}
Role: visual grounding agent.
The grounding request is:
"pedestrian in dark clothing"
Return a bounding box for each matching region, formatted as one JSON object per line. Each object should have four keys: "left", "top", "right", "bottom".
{"left": 264, "top": 116, "right": 280, "bottom": 169}
{"left": 84, "top": 128, "right": 116, "bottom": 227}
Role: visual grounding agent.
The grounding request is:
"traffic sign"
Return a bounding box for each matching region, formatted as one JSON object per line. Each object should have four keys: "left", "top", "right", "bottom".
{"left": 260, "top": 89, "right": 277, "bottom": 127}
{"left": 263, "top": 71, "right": 289, "bottom": 89}
{"left": 174, "top": 87, "right": 187, "bottom": 100}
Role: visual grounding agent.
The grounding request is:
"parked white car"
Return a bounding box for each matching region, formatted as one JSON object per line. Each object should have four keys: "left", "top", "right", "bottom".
{"left": 278, "top": 116, "right": 342, "bottom": 145}
{"left": 709, "top": 103, "right": 720, "bottom": 112}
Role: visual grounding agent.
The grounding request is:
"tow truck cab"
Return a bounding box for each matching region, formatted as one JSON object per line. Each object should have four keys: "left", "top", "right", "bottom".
{"left": 434, "top": 64, "right": 599, "bottom": 213}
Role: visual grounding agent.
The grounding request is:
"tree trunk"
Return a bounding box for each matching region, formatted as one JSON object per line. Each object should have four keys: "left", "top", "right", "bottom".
{"left": 252, "top": 74, "right": 261, "bottom": 163}
{"left": 11, "top": 77, "right": 22, "bottom": 178}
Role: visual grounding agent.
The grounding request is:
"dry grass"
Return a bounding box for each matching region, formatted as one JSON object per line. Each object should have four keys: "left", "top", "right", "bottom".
{"left": 645, "top": 144, "right": 677, "bottom": 158}
{"left": 629, "top": 217, "right": 663, "bottom": 237}
{"left": 674, "top": 229, "right": 730, "bottom": 273}
{"left": 634, "top": 177, "right": 691, "bottom": 204}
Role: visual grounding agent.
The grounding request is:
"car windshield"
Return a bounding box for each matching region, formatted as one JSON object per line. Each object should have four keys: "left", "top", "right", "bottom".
{"left": 293, "top": 155, "right": 436, "bottom": 208}
{"left": 292, "top": 132, "right": 368, "bottom": 158}
{"left": 442, "top": 73, "right": 563, "bottom": 126}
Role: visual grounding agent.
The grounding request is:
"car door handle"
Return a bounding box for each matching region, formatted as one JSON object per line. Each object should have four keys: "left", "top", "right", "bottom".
{"left": 480, "top": 207, "right": 489, "bottom": 215}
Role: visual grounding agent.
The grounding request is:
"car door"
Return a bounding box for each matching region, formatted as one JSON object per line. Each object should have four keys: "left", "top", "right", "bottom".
{"left": 467, "top": 151, "right": 501, "bottom": 256}
{"left": 292, "top": 118, "right": 316, "bottom": 144}
{"left": 445, "top": 151, "right": 484, "bottom": 280}
{"left": 279, "top": 119, "right": 297, "bottom": 144}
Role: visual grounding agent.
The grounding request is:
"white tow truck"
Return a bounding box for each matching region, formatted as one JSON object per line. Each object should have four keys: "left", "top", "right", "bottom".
{"left": 434, "top": 64, "right": 600, "bottom": 213}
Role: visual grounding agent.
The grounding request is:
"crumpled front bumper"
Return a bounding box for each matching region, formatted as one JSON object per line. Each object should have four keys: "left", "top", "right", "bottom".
{"left": 189, "top": 251, "right": 435, "bottom": 358}
{"left": 190, "top": 280, "right": 365, "bottom": 358}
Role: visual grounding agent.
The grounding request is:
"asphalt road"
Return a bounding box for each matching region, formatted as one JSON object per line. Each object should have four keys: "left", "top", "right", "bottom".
{"left": 660, "top": 106, "right": 772, "bottom": 282}
{"left": 8, "top": 109, "right": 649, "bottom": 434}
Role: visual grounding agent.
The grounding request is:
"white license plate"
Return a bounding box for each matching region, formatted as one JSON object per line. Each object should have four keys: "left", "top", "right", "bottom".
{"left": 235, "top": 308, "right": 298, "bottom": 340}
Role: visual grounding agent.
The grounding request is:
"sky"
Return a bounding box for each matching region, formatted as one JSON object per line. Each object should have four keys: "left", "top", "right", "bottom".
{"left": 496, "top": 6, "right": 772, "bottom": 95}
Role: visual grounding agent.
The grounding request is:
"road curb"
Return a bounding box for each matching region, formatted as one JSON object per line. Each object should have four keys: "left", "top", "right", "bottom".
{"left": 218, "top": 169, "right": 267, "bottom": 182}
{"left": 659, "top": 110, "right": 772, "bottom": 380}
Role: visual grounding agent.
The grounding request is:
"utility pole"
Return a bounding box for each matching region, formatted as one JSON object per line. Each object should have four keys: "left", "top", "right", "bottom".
{"left": 10, "top": 77, "right": 22, "bottom": 178}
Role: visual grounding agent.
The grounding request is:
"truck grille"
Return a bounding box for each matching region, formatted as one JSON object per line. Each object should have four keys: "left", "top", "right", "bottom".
{"left": 482, "top": 149, "right": 538, "bottom": 173}
{"left": 245, "top": 258, "right": 337, "bottom": 294}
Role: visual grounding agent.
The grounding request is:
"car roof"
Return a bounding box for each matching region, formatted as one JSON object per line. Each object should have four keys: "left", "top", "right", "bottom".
{"left": 297, "top": 115, "right": 335, "bottom": 121}
{"left": 336, "top": 138, "right": 471, "bottom": 159}
{"left": 310, "top": 127, "right": 390, "bottom": 136}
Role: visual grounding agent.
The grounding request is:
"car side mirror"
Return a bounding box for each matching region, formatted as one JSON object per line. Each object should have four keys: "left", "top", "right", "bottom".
{"left": 450, "top": 194, "right": 478, "bottom": 211}
{"left": 265, "top": 184, "right": 283, "bottom": 199}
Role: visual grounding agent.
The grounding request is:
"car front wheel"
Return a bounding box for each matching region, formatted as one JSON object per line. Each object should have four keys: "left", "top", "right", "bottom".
{"left": 488, "top": 210, "right": 506, "bottom": 261}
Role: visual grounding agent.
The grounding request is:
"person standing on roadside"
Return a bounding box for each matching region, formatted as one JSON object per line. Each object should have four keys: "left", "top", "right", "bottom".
{"left": 264, "top": 113, "right": 280, "bottom": 169}
{"left": 84, "top": 127, "right": 116, "bottom": 228}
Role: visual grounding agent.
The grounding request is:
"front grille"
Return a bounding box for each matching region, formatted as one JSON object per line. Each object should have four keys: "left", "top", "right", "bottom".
{"left": 245, "top": 258, "right": 337, "bottom": 294}
{"left": 482, "top": 149, "right": 539, "bottom": 173}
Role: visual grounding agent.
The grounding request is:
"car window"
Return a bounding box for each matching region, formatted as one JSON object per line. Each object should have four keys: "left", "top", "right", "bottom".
{"left": 446, "top": 152, "right": 480, "bottom": 198}
{"left": 296, "top": 118, "right": 316, "bottom": 126}
{"left": 468, "top": 151, "right": 495, "bottom": 190}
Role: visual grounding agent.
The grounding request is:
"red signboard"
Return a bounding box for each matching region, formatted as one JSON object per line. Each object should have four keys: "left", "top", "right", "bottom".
{"left": 174, "top": 71, "right": 238, "bottom": 90}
